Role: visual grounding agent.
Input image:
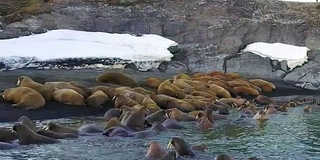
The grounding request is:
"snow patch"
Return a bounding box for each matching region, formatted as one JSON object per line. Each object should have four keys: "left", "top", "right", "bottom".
{"left": 242, "top": 42, "right": 309, "bottom": 69}
{"left": 0, "top": 29, "right": 178, "bottom": 71}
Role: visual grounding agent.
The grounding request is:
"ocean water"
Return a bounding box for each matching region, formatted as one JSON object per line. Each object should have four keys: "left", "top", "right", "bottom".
{"left": 1, "top": 106, "right": 320, "bottom": 160}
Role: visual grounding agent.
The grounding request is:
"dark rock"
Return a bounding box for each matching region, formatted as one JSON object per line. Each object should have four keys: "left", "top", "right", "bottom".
{"left": 167, "top": 45, "right": 182, "bottom": 55}
{"left": 226, "top": 52, "right": 282, "bottom": 79}
{"left": 280, "top": 60, "right": 289, "bottom": 72}
{"left": 157, "top": 61, "right": 188, "bottom": 74}
{"left": 163, "top": 22, "right": 185, "bottom": 37}
{"left": 307, "top": 49, "right": 320, "bottom": 61}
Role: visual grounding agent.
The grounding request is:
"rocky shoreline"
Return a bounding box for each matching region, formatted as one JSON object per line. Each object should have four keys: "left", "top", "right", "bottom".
{"left": 0, "top": 68, "right": 319, "bottom": 122}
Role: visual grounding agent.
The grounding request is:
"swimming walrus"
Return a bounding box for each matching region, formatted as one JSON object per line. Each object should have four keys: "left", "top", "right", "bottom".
{"left": 3, "top": 87, "right": 46, "bottom": 110}
{"left": 167, "top": 137, "right": 195, "bottom": 158}
{"left": 96, "top": 72, "right": 138, "bottom": 87}
{"left": 145, "top": 110, "right": 168, "bottom": 124}
{"left": 13, "top": 123, "right": 59, "bottom": 145}
{"left": 145, "top": 141, "right": 167, "bottom": 160}
{"left": 158, "top": 151, "right": 177, "bottom": 160}
{"left": 78, "top": 123, "right": 104, "bottom": 133}
{"left": 0, "top": 142, "right": 17, "bottom": 150}
{"left": 44, "top": 122, "right": 79, "bottom": 135}
{"left": 0, "top": 128, "right": 18, "bottom": 143}
{"left": 122, "top": 106, "right": 149, "bottom": 131}
{"left": 104, "top": 108, "right": 121, "bottom": 121}
{"left": 16, "top": 76, "right": 54, "bottom": 101}
{"left": 18, "top": 116, "right": 38, "bottom": 132}
{"left": 37, "top": 129, "right": 78, "bottom": 139}
{"left": 162, "top": 118, "right": 185, "bottom": 130}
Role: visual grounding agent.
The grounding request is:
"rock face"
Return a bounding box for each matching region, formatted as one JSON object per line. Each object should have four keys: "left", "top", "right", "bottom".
{"left": 0, "top": 0, "right": 320, "bottom": 89}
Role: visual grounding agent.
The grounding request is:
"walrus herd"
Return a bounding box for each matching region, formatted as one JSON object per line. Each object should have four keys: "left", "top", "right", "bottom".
{"left": 0, "top": 70, "right": 319, "bottom": 159}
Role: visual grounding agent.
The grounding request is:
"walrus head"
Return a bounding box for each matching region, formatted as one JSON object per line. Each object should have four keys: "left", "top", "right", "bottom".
{"left": 44, "top": 122, "right": 57, "bottom": 131}
{"left": 166, "top": 137, "right": 195, "bottom": 157}
{"left": 215, "top": 154, "right": 233, "bottom": 160}
{"left": 18, "top": 116, "right": 38, "bottom": 132}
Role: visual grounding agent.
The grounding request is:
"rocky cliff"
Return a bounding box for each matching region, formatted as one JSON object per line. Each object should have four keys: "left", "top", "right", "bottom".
{"left": 1, "top": 0, "right": 320, "bottom": 89}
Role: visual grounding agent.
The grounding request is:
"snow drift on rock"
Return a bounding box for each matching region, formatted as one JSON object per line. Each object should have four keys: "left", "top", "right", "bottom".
{"left": 0, "top": 29, "right": 178, "bottom": 71}
{"left": 242, "top": 42, "right": 310, "bottom": 69}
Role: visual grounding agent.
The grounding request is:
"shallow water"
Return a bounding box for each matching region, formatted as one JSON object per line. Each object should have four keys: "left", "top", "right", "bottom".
{"left": 1, "top": 106, "right": 320, "bottom": 160}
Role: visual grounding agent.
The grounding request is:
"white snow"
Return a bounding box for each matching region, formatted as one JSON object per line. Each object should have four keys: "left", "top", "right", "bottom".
{"left": 280, "top": 0, "right": 318, "bottom": 2}
{"left": 242, "top": 42, "right": 310, "bottom": 69}
{"left": 0, "top": 29, "right": 178, "bottom": 70}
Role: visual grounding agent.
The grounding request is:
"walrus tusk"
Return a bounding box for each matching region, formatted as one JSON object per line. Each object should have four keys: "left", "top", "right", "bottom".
{"left": 16, "top": 79, "right": 21, "bottom": 86}
{"left": 112, "top": 96, "right": 116, "bottom": 101}
{"left": 166, "top": 139, "right": 173, "bottom": 149}
{"left": 11, "top": 130, "right": 15, "bottom": 133}
{"left": 43, "top": 126, "right": 49, "bottom": 130}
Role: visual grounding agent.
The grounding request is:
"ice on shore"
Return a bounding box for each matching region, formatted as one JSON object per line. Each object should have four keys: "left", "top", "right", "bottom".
{"left": 242, "top": 42, "right": 310, "bottom": 69}
{"left": 0, "top": 29, "right": 178, "bottom": 71}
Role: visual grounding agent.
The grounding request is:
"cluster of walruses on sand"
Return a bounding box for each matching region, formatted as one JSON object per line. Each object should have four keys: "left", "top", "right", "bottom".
{"left": 0, "top": 71, "right": 318, "bottom": 159}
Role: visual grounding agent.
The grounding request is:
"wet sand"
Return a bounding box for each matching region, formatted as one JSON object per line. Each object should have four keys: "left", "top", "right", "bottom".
{"left": 0, "top": 68, "right": 318, "bottom": 122}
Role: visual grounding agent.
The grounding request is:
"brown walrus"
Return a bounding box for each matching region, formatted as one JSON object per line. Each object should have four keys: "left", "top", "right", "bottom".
{"left": 113, "top": 93, "right": 139, "bottom": 108}
{"left": 197, "top": 117, "right": 213, "bottom": 129}
{"left": 89, "top": 86, "right": 117, "bottom": 98}
{"left": 121, "top": 90, "right": 145, "bottom": 104}
{"left": 0, "top": 128, "right": 17, "bottom": 143}
{"left": 167, "top": 99, "right": 196, "bottom": 112}
{"left": 3, "top": 87, "right": 46, "bottom": 110}
{"left": 304, "top": 105, "right": 312, "bottom": 113}
{"left": 142, "top": 95, "right": 161, "bottom": 113}
{"left": 68, "top": 81, "right": 91, "bottom": 97}
{"left": 166, "top": 108, "right": 196, "bottom": 121}
{"left": 145, "top": 141, "right": 167, "bottom": 159}
{"left": 13, "top": 123, "right": 59, "bottom": 145}
{"left": 45, "top": 122, "right": 79, "bottom": 135}
{"left": 44, "top": 81, "right": 87, "bottom": 98}
{"left": 16, "top": 76, "right": 53, "bottom": 100}
{"left": 167, "top": 137, "right": 195, "bottom": 157}
{"left": 104, "top": 117, "right": 127, "bottom": 130}
{"left": 96, "top": 72, "right": 137, "bottom": 87}
{"left": 159, "top": 151, "right": 177, "bottom": 160}
{"left": 143, "top": 77, "right": 162, "bottom": 89}
{"left": 53, "top": 88, "right": 85, "bottom": 106}
{"left": 86, "top": 90, "right": 109, "bottom": 108}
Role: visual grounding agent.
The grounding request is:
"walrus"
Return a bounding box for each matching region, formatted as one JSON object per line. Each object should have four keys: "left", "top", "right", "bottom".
{"left": 162, "top": 118, "right": 185, "bottom": 129}
{"left": 172, "top": 78, "right": 193, "bottom": 90}
{"left": 18, "top": 116, "right": 38, "bottom": 132}
{"left": 142, "top": 95, "right": 161, "bottom": 113}
{"left": 263, "top": 105, "right": 278, "bottom": 114}
{"left": 304, "top": 105, "right": 312, "bottom": 113}
{"left": 254, "top": 95, "right": 274, "bottom": 105}
{"left": 167, "top": 137, "right": 195, "bottom": 157}
{"left": 190, "top": 91, "right": 216, "bottom": 98}
{"left": 167, "top": 99, "right": 196, "bottom": 112}
{"left": 174, "top": 73, "right": 192, "bottom": 80}
{"left": 104, "top": 108, "right": 121, "bottom": 121}
{"left": 122, "top": 106, "right": 148, "bottom": 131}
{"left": 131, "top": 129, "right": 159, "bottom": 139}
{"left": 276, "top": 104, "right": 289, "bottom": 112}
{"left": 16, "top": 76, "right": 53, "bottom": 101}
{"left": 249, "top": 79, "right": 276, "bottom": 92}
{"left": 44, "top": 82, "right": 87, "bottom": 97}
{"left": 145, "top": 110, "right": 168, "bottom": 124}
{"left": 121, "top": 90, "right": 146, "bottom": 104}
{"left": 149, "top": 94, "right": 173, "bottom": 109}
{"left": 89, "top": 86, "right": 117, "bottom": 98}
{"left": 3, "top": 87, "right": 46, "bottom": 110}
{"left": 53, "top": 88, "right": 85, "bottom": 106}
{"left": 247, "top": 156, "right": 260, "bottom": 160}
{"left": 113, "top": 93, "right": 139, "bottom": 108}
{"left": 13, "top": 123, "right": 59, "bottom": 145}
{"left": 166, "top": 108, "right": 196, "bottom": 121}
{"left": 191, "top": 144, "right": 208, "bottom": 152}
{"left": 45, "top": 122, "right": 79, "bottom": 135}
{"left": 208, "top": 80, "right": 238, "bottom": 97}
{"left": 145, "top": 141, "right": 167, "bottom": 160}
{"left": 218, "top": 98, "right": 247, "bottom": 108}
{"left": 86, "top": 90, "right": 109, "bottom": 107}
{"left": 104, "top": 117, "right": 127, "bottom": 130}
{"left": 143, "top": 77, "right": 162, "bottom": 89}
{"left": 102, "top": 126, "right": 131, "bottom": 137}
{"left": 209, "top": 83, "right": 231, "bottom": 98}
{"left": 253, "top": 110, "right": 269, "bottom": 120}
{"left": 132, "top": 87, "right": 156, "bottom": 95}
{"left": 0, "top": 142, "right": 17, "bottom": 150}
{"left": 118, "top": 105, "right": 133, "bottom": 121}
{"left": 188, "top": 110, "right": 205, "bottom": 119}
{"left": 159, "top": 151, "right": 177, "bottom": 160}
{"left": 215, "top": 154, "right": 233, "bottom": 160}
{"left": 197, "top": 117, "right": 213, "bottom": 129}
{"left": 0, "top": 128, "right": 18, "bottom": 143}
{"left": 150, "top": 121, "right": 167, "bottom": 132}
{"left": 96, "top": 72, "right": 137, "bottom": 87}
{"left": 78, "top": 123, "right": 104, "bottom": 133}
{"left": 233, "top": 86, "right": 259, "bottom": 96}
{"left": 68, "top": 81, "right": 91, "bottom": 97}
{"left": 37, "top": 129, "right": 78, "bottom": 139}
